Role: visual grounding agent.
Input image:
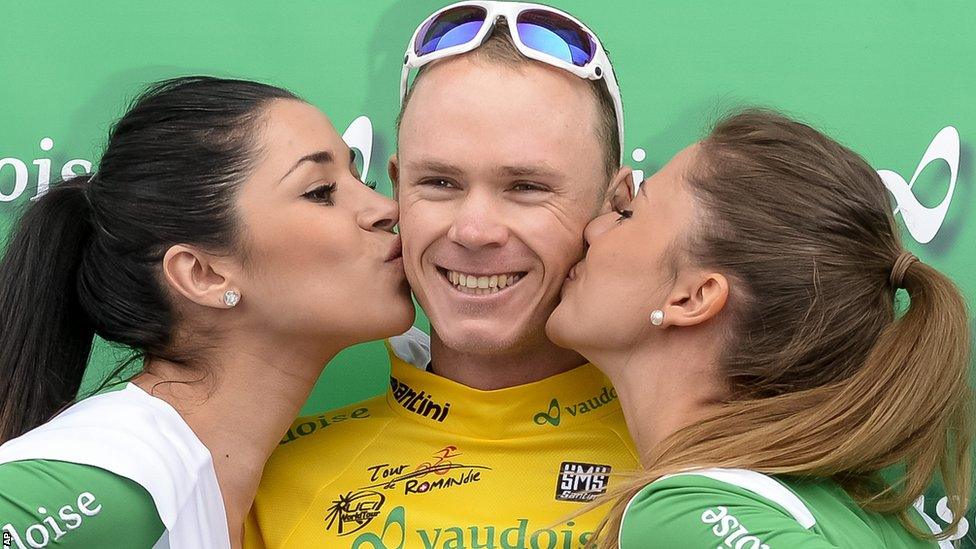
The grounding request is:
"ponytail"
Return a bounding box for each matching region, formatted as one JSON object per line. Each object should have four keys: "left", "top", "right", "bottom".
{"left": 594, "top": 259, "right": 972, "bottom": 547}
{"left": 0, "top": 176, "right": 97, "bottom": 443}
{"left": 871, "top": 260, "right": 972, "bottom": 535}
{"left": 590, "top": 111, "right": 974, "bottom": 547}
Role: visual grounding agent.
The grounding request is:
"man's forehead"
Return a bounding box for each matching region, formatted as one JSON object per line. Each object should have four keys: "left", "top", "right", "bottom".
{"left": 397, "top": 56, "right": 606, "bottom": 184}
{"left": 403, "top": 156, "right": 564, "bottom": 178}
{"left": 402, "top": 55, "right": 596, "bottom": 125}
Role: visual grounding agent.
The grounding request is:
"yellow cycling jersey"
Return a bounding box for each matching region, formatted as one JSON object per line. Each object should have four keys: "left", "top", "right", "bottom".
{"left": 245, "top": 329, "right": 640, "bottom": 549}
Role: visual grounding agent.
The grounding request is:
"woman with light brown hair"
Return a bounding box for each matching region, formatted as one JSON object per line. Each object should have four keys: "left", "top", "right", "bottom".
{"left": 547, "top": 110, "right": 971, "bottom": 548}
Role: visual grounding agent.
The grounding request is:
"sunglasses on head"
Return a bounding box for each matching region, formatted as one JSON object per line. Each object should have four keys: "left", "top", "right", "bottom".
{"left": 401, "top": 1, "right": 625, "bottom": 161}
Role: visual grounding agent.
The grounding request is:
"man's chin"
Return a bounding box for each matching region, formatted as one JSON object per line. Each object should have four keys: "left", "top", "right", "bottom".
{"left": 431, "top": 323, "right": 525, "bottom": 356}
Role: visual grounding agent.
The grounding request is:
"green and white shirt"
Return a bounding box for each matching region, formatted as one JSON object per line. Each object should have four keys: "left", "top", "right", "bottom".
{"left": 619, "top": 468, "right": 949, "bottom": 548}
{"left": 0, "top": 383, "right": 229, "bottom": 548}
{"left": 0, "top": 459, "right": 164, "bottom": 548}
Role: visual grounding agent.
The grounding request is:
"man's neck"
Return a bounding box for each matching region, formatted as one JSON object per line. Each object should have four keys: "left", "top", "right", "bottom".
{"left": 428, "top": 330, "right": 588, "bottom": 390}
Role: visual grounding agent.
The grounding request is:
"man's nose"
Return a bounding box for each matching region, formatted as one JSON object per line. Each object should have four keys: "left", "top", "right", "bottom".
{"left": 447, "top": 193, "right": 509, "bottom": 249}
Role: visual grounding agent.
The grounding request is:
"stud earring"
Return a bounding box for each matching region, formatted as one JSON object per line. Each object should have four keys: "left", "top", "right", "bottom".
{"left": 650, "top": 309, "right": 664, "bottom": 326}
{"left": 223, "top": 290, "right": 241, "bottom": 307}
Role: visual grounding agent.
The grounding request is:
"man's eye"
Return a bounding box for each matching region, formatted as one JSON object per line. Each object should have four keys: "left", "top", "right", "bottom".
{"left": 302, "top": 183, "right": 337, "bottom": 203}
{"left": 419, "top": 178, "right": 456, "bottom": 189}
{"left": 615, "top": 208, "right": 633, "bottom": 221}
{"left": 512, "top": 182, "right": 547, "bottom": 192}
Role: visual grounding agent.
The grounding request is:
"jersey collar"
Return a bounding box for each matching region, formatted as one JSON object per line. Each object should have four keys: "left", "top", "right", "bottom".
{"left": 384, "top": 336, "right": 623, "bottom": 439}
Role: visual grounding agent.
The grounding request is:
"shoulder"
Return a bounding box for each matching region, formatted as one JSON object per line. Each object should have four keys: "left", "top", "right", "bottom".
{"left": 0, "top": 385, "right": 213, "bottom": 494}
{"left": 0, "top": 384, "right": 200, "bottom": 460}
{"left": 0, "top": 384, "right": 227, "bottom": 546}
{"left": 619, "top": 469, "right": 837, "bottom": 549}
{"left": 0, "top": 459, "right": 164, "bottom": 547}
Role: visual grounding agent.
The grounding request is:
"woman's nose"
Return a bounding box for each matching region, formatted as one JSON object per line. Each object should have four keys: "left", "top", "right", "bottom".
{"left": 359, "top": 193, "right": 399, "bottom": 232}
{"left": 583, "top": 211, "right": 617, "bottom": 246}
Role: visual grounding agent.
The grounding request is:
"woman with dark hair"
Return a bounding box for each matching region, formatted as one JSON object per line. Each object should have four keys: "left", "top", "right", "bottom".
{"left": 0, "top": 76, "right": 414, "bottom": 548}
{"left": 547, "top": 110, "right": 971, "bottom": 548}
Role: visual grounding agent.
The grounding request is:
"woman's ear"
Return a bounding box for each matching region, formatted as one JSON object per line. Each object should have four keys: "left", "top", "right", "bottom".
{"left": 660, "top": 271, "right": 729, "bottom": 328}
{"left": 162, "top": 244, "right": 241, "bottom": 309}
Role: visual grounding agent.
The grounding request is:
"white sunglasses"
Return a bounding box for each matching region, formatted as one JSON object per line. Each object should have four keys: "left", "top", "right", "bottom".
{"left": 400, "top": 0, "right": 625, "bottom": 162}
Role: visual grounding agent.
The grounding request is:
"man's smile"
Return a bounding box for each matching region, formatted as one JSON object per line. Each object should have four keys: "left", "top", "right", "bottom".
{"left": 436, "top": 267, "right": 527, "bottom": 296}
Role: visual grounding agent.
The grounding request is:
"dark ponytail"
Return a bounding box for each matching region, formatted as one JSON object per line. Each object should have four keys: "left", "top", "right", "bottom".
{"left": 0, "top": 76, "right": 300, "bottom": 442}
{"left": 0, "top": 176, "right": 97, "bottom": 442}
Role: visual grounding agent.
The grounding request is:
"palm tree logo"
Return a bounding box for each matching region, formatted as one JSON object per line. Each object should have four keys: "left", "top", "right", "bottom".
{"left": 325, "top": 490, "right": 386, "bottom": 536}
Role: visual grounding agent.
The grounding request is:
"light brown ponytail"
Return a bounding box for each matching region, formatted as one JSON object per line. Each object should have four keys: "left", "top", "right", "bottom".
{"left": 595, "top": 110, "right": 972, "bottom": 547}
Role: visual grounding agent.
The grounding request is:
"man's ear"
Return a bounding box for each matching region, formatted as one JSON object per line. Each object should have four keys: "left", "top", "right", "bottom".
{"left": 388, "top": 154, "right": 400, "bottom": 200}
{"left": 659, "top": 271, "right": 729, "bottom": 328}
{"left": 601, "top": 165, "right": 634, "bottom": 214}
{"left": 162, "top": 244, "right": 240, "bottom": 309}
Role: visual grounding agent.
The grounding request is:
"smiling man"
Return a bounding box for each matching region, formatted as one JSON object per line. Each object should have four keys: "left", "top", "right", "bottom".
{"left": 246, "top": 3, "right": 639, "bottom": 548}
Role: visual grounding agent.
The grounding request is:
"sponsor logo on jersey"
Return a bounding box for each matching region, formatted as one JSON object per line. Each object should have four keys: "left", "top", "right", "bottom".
{"left": 279, "top": 406, "right": 371, "bottom": 445}
{"left": 1, "top": 492, "right": 102, "bottom": 548}
{"left": 533, "top": 398, "right": 561, "bottom": 426}
{"left": 533, "top": 386, "right": 618, "bottom": 427}
{"left": 350, "top": 506, "right": 594, "bottom": 549}
{"left": 360, "top": 446, "right": 490, "bottom": 496}
{"left": 390, "top": 377, "right": 451, "bottom": 422}
{"left": 914, "top": 494, "right": 970, "bottom": 541}
{"left": 324, "top": 490, "right": 386, "bottom": 536}
{"left": 554, "top": 462, "right": 612, "bottom": 503}
{"left": 327, "top": 446, "right": 491, "bottom": 535}
{"left": 700, "top": 506, "right": 769, "bottom": 549}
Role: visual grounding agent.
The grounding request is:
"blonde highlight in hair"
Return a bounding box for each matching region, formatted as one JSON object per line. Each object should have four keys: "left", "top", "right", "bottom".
{"left": 592, "top": 110, "right": 972, "bottom": 547}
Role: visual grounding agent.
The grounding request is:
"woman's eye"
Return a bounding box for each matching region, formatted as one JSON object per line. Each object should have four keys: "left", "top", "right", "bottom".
{"left": 303, "top": 183, "right": 337, "bottom": 203}
{"left": 615, "top": 208, "right": 633, "bottom": 221}
{"left": 364, "top": 179, "right": 377, "bottom": 190}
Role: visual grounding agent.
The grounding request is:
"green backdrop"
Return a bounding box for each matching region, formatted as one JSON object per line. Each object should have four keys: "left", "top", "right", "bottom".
{"left": 2, "top": 0, "right": 973, "bottom": 544}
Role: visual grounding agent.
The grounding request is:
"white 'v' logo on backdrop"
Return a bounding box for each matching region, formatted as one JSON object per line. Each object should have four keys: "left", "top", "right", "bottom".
{"left": 342, "top": 116, "right": 373, "bottom": 183}
{"left": 877, "top": 126, "right": 960, "bottom": 245}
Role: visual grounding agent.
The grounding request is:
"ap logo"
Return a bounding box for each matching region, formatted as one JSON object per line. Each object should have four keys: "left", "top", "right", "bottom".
{"left": 877, "top": 126, "right": 960, "bottom": 245}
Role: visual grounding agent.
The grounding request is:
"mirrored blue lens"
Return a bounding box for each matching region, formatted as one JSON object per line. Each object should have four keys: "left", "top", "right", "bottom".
{"left": 415, "top": 6, "right": 487, "bottom": 56}
{"left": 516, "top": 10, "right": 596, "bottom": 67}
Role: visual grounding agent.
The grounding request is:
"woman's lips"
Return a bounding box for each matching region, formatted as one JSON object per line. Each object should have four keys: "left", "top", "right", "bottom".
{"left": 567, "top": 260, "right": 582, "bottom": 281}
{"left": 385, "top": 236, "right": 403, "bottom": 262}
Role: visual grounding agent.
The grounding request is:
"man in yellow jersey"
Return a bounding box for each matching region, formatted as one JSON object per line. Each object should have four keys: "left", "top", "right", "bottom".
{"left": 246, "top": 3, "right": 639, "bottom": 548}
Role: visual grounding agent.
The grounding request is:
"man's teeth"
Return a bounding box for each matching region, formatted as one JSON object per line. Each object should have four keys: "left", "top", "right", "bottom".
{"left": 446, "top": 270, "right": 522, "bottom": 295}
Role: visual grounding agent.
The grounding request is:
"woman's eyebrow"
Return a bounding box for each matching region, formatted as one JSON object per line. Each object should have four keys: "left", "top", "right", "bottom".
{"left": 280, "top": 150, "right": 334, "bottom": 182}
